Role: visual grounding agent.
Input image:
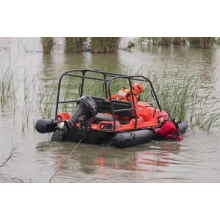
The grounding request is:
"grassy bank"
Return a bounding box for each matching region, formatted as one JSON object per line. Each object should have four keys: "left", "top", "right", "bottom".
{"left": 1, "top": 66, "right": 220, "bottom": 131}
{"left": 135, "top": 68, "right": 220, "bottom": 130}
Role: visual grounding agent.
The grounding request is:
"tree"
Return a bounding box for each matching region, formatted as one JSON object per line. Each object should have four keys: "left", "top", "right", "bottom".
{"left": 200, "top": 37, "right": 212, "bottom": 49}
{"left": 91, "top": 37, "right": 120, "bottom": 53}
{"left": 41, "top": 37, "right": 54, "bottom": 53}
{"left": 65, "top": 37, "right": 87, "bottom": 53}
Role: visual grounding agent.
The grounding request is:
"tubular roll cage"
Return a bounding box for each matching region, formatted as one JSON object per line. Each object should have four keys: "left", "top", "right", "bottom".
{"left": 54, "top": 69, "right": 162, "bottom": 132}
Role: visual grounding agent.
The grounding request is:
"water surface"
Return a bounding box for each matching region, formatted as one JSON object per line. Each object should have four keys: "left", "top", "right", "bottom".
{"left": 0, "top": 37, "right": 220, "bottom": 183}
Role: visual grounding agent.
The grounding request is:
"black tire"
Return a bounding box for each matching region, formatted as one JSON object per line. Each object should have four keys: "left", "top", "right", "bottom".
{"left": 51, "top": 129, "right": 66, "bottom": 141}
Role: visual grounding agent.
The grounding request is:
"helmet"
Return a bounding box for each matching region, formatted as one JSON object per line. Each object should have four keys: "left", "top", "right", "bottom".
{"left": 157, "top": 111, "right": 169, "bottom": 120}
{"left": 132, "top": 82, "right": 144, "bottom": 94}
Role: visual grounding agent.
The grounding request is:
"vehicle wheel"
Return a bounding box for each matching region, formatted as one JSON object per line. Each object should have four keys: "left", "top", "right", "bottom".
{"left": 51, "top": 129, "right": 66, "bottom": 141}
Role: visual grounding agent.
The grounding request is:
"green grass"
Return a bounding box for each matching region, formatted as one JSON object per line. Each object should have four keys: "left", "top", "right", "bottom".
{"left": 134, "top": 68, "right": 220, "bottom": 130}
{"left": 41, "top": 37, "right": 54, "bottom": 53}
{"left": 1, "top": 65, "right": 220, "bottom": 131}
{"left": 65, "top": 37, "right": 87, "bottom": 53}
{"left": 91, "top": 37, "right": 120, "bottom": 53}
{"left": 34, "top": 68, "right": 220, "bottom": 131}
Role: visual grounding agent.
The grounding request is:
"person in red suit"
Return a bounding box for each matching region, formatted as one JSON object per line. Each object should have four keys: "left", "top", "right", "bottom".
{"left": 154, "top": 111, "right": 183, "bottom": 141}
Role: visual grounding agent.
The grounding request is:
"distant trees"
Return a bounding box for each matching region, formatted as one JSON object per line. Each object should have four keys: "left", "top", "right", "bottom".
{"left": 65, "top": 37, "right": 87, "bottom": 53}
{"left": 41, "top": 37, "right": 121, "bottom": 53}
{"left": 187, "top": 37, "right": 201, "bottom": 46}
{"left": 138, "top": 37, "right": 217, "bottom": 49}
{"left": 40, "top": 37, "right": 219, "bottom": 53}
{"left": 41, "top": 37, "right": 54, "bottom": 53}
{"left": 187, "top": 37, "right": 216, "bottom": 48}
{"left": 200, "top": 37, "right": 213, "bottom": 49}
{"left": 90, "top": 37, "right": 120, "bottom": 53}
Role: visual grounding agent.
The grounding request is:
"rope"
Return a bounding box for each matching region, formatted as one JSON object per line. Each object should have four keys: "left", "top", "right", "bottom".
{"left": 49, "top": 139, "right": 82, "bottom": 182}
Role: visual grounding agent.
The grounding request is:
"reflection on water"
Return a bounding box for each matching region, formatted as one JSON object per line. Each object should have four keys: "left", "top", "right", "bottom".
{"left": 34, "top": 134, "right": 220, "bottom": 183}
{"left": 1, "top": 37, "right": 220, "bottom": 182}
{"left": 1, "top": 129, "right": 220, "bottom": 183}
{"left": 33, "top": 140, "right": 190, "bottom": 183}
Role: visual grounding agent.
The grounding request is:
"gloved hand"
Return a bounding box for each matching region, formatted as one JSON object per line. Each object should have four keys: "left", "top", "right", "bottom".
{"left": 152, "top": 127, "right": 160, "bottom": 132}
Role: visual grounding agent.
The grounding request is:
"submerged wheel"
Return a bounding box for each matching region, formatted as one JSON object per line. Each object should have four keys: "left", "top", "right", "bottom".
{"left": 51, "top": 129, "right": 66, "bottom": 141}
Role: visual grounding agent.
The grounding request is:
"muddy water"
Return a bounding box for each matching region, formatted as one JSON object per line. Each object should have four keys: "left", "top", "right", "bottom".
{"left": 0, "top": 37, "right": 220, "bottom": 183}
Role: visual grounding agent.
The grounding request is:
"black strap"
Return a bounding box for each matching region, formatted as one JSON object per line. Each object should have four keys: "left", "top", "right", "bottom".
{"left": 165, "top": 111, "right": 182, "bottom": 136}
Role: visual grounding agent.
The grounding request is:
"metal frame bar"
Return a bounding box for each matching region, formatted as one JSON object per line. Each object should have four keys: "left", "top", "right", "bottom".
{"left": 54, "top": 69, "right": 162, "bottom": 124}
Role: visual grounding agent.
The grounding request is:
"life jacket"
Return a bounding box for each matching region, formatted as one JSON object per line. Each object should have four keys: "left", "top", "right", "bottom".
{"left": 116, "top": 87, "right": 131, "bottom": 101}
{"left": 116, "top": 87, "right": 139, "bottom": 103}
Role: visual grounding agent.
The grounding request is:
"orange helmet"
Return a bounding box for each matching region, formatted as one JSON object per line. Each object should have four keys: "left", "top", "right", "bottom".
{"left": 157, "top": 111, "right": 169, "bottom": 120}
{"left": 132, "top": 83, "right": 144, "bottom": 95}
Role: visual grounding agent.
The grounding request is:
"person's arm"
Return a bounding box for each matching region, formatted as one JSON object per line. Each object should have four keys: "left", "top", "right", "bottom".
{"left": 127, "top": 94, "right": 138, "bottom": 104}
{"left": 156, "top": 121, "right": 173, "bottom": 136}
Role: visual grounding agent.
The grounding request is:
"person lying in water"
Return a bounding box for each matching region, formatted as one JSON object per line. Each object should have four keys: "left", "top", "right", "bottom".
{"left": 153, "top": 111, "right": 183, "bottom": 141}
{"left": 107, "top": 82, "right": 144, "bottom": 104}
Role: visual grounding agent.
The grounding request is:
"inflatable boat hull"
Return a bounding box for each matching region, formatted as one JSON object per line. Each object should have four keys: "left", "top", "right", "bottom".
{"left": 36, "top": 118, "right": 188, "bottom": 147}
{"left": 113, "top": 120, "right": 188, "bottom": 148}
{"left": 35, "top": 119, "right": 57, "bottom": 133}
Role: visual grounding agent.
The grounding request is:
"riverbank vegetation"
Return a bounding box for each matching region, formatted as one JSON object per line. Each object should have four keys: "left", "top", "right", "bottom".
{"left": 137, "top": 37, "right": 219, "bottom": 49}
{"left": 65, "top": 37, "right": 87, "bottom": 53}
{"left": 138, "top": 69, "right": 220, "bottom": 130}
{"left": 3, "top": 68, "right": 220, "bottom": 131}
{"left": 2, "top": 65, "right": 219, "bottom": 131}
{"left": 40, "top": 37, "right": 220, "bottom": 54}
{"left": 90, "top": 37, "right": 120, "bottom": 53}
{"left": 1, "top": 38, "right": 220, "bottom": 131}
{"left": 41, "top": 37, "right": 54, "bottom": 53}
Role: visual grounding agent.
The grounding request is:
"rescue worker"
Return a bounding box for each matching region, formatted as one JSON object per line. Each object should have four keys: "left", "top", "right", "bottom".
{"left": 107, "top": 82, "right": 144, "bottom": 104}
{"left": 153, "top": 111, "right": 183, "bottom": 141}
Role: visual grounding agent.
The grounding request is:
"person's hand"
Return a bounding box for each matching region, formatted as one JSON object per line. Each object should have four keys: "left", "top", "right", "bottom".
{"left": 152, "top": 127, "right": 160, "bottom": 132}
{"left": 155, "top": 128, "right": 160, "bottom": 132}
